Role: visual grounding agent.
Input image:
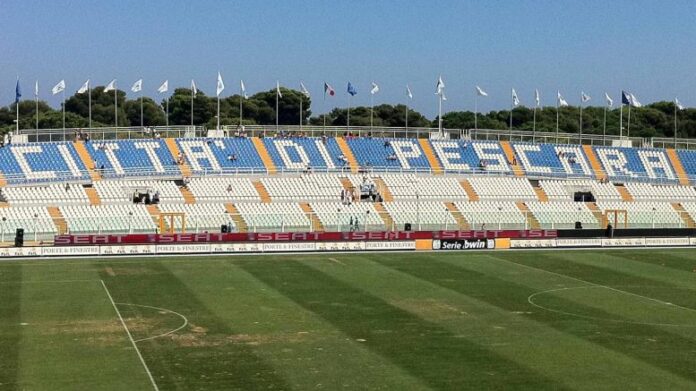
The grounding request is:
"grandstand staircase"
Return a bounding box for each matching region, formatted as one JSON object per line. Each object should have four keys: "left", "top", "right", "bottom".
{"left": 84, "top": 186, "right": 102, "bottom": 205}
{"left": 164, "top": 138, "right": 192, "bottom": 177}
{"left": 444, "top": 202, "right": 470, "bottom": 229}
{"left": 418, "top": 139, "right": 443, "bottom": 174}
{"left": 585, "top": 202, "right": 605, "bottom": 226}
{"left": 300, "top": 203, "right": 324, "bottom": 232}
{"left": 179, "top": 186, "right": 196, "bottom": 204}
{"left": 73, "top": 140, "right": 102, "bottom": 181}
{"left": 582, "top": 145, "right": 606, "bottom": 181}
{"left": 533, "top": 186, "right": 549, "bottom": 202}
{"left": 515, "top": 202, "right": 540, "bottom": 229}
{"left": 252, "top": 180, "right": 272, "bottom": 203}
{"left": 672, "top": 203, "right": 696, "bottom": 228}
{"left": 0, "top": 173, "right": 6, "bottom": 187}
{"left": 251, "top": 137, "right": 277, "bottom": 174}
{"left": 500, "top": 141, "right": 524, "bottom": 177}
{"left": 146, "top": 204, "right": 163, "bottom": 227}
{"left": 459, "top": 179, "right": 480, "bottom": 201}
{"left": 336, "top": 137, "right": 359, "bottom": 173}
{"left": 47, "top": 207, "right": 67, "bottom": 235}
{"left": 373, "top": 202, "right": 395, "bottom": 231}
{"left": 615, "top": 184, "right": 634, "bottom": 201}
{"left": 224, "top": 203, "right": 248, "bottom": 232}
{"left": 666, "top": 149, "right": 691, "bottom": 186}
{"left": 339, "top": 177, "right": 354, "bottom": 192}
{"left": 372, "top": 178, "right": 394, "bottom": 202}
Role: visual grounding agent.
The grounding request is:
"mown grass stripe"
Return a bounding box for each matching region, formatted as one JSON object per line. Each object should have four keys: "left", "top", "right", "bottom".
{"left": 96, "top": 261, "right": 290, "bottom": 391}
{"left": 237, "top": 259, "right": 563, "bottom": 390}
{"left": 375, "top": 254, "right": 696, "bottom": 384}
{"left": 0, "top": 265, "right": 22, "bottom": 390}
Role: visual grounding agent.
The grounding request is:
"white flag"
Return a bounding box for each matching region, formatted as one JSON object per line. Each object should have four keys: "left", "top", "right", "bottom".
{"left": 158, "top": 80, "right": 168, "bottom": 94}
{"left": 240, "top": 80, "right": 248, "bottom": 99}
{"left": 35, "top": 80, "right": 39, "bottom": 97}
{"left": 511, "top": 88, "right": 520, "bottom": 106}
{"left": 581, "top": 91, "right": 591, "bottom": 103}
{"left": 370, "top": 82, "right": 380, "bottom": 95}
{"left": 630, "top": 93, "right": 642, "bottom": 108}
{"left": 476, "top": 86, "right": 488, "bottom": 97}
{"left": 104, "top": 79, "right": 116, "bottom": 92}
{"left": 441, "top": 92, "right": 447, "bottom": 101}
{"left": 535, "top": 89, "right": 540, "bottom": 107}
{"left": 131, "top": 79, "right": 143, "bottom": 93}
{"left": 436, "top": 76, "right": 445, "bottom": 96}
{"left": 406, "top": 85, "right": 413, "bottom": 99}
{"left": 557, "top": 91, "right": 569, "bottom": 107}
{"left": 675, "top": 98, "right": 684, "bottom": 110}
{"left": 276, "top": 81, "right": 282, "bottom": 98}
{"left": 52, "top": 80, "right": 66, "bottom": 95}
{"left": 216, "top": 72, "right": 225, "bottom": 96}
{"left": 191, "top": 80, "right": 198, "bottom": 97}
{"left": 77, "top": 80, "right": 89, "bottom": 94}
{"left": 605, "top": 93, "right": 613, "bottom": 107}
{"left": 300, "top": 81, "right": 310, "bottom": 97}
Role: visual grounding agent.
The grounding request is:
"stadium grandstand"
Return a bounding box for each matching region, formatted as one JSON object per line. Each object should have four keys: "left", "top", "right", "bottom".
{"left": 0, "top": 124, "right": 694, "bottom": 245}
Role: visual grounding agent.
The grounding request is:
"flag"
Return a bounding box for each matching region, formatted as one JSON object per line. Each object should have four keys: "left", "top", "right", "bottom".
{"left": 53, "top": 80, "right": 66, "bottom": 95}
{"left": 324, "top": 82, "right": 335, "bottom": 97}
{"left": 240, "top": 80, "right": 248, "bottom": 99}
{"left": 630, "top": 93, "right": 642, "bottom": 108}
{"left": 191, "top": 80, "right": 198, "bottom": 97}
{"left": 347, "top": 82, "right": 357, "bottom": 96}
{"left": 605, "top": 93, "right": 613, "bottom": 107}
{"left": 216, "top": 72, "right": 225, "bottom": 96}
{"left": 370, "top": 82, "right": 379, "bottom": 95}
{"left": 104, "top": 79, "right": 116, "bottom": 93}
{"left": 512, "top": 88, "right": 520, "bottom": 106}
{"left": 276, "top": 81, "right": 282, "bottom": 98}
{"left": 436, "top": 76, "right": 445, "bottom": 96}
{"left": 158, "top": 80, "right": 168, "bottom": 94}
{"left": 15, "top": 79, "right": 21, "bottom": 103}
{"left": 34, "top": 80, "right": 39, "bottom": 97}
{"left": 581, "top": 91, "right": 591, "bottom": 103}
{"left": 131, "top": 79, "right": 143, "bottom": 93}
{"left": 557, "top": 91, "right": 569, "bottom": 107}
{"left": 675, "top": 98, "right": 684, "bottom": 110}
{"left": 406, "top": 85, "right": 413, "bottom": 99}
{"left": 535, "top": 89, "right": 540, "bottom": 107}
{"left": 78, "top": 80, "right": 89, "bottom": 94}
{"left": 476, "top": 86, "right": 488, "bottom": 97}
{"left": 300, "top": 81, "right": 310, "bottom": 97}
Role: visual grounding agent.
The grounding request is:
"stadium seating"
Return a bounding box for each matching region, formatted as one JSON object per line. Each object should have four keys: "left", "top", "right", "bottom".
{"left": 0, "top": 207, "right": 56, "bottom": 238}
{"left": 186, "top": 177, "right": 260, "bottom": 203}
{"left": 538, "top": 179, "right": 622, "bottom": 201}
{"left": 2, "top": 183, "right": 89, "bottom": 205}
{"left": 378, "top": 174, "right": 469, "bottom": 199}
{"left": 454, "top": 201, "right": 526, "bottom": 229}
{"left": 623, "top": 182, "right": 696, "bottom": 202}
{"left": 383, "top": 201, "right": 457, "bottom": 230}
{"left": 60, "top": 204, "right": 156, "bottom": 233}
{"left": 595, "top": 201, "right": 683, "bottom": 228}
{"left": 310, "top": 202, "right": 385, "bottom": 231}
{"left": 526, "top": 201, "right": 599, "bottom": 229}
{"left": 94, "top": 180, "right": 183, "bottom": 204}
{"left": 234, "top": 202, "right": 311, "bottom": 231}
{"left": 261, "top": 174, "right": 344, "bottom": 201}
{"left": 85, "top": 139, "right": 180, "bottom": 178}
{"left": 158, "top": 203, "right": 234, "bottom": 232}
{"left": 263, "top": 137, "right": 344, "bottom": 169}
{"left": 467, "top": 177, "right": 537, "bottom": 201}
{"left": 0, "top": 142, "right": 89, "bottom": 184}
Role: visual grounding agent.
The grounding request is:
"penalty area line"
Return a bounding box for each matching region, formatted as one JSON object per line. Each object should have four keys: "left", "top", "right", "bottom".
{"left": 101, "top": 280, "right": 159, "bottom": 391}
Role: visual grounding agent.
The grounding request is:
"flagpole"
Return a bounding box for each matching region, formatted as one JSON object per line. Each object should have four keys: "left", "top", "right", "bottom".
{"left": 627, "top": 104, "right": 631, "bottom": 138}
{"left": 347, "top": 95, "right": 351, "bottom": 128}
{"left": 579, "top": 100, "right": 583, "bottom": 142}
{"left": 555, "top": 100, "right": 559, "bottom": 144}
{"left": 299, "top": 96, "right": 303, "bottom": 130}
{"left": 532, "top": 106, "right": 537, "bottom": 142}
{"left": 603, "top": 105, "right": 607, "bottom": 145}
{"left": 370, "top": 93, "right": 374, "bottom": 130}
{"left": 140, "top": 92, "right": 144, "bottom": 128}
{"left": 16, "top": 97, "right": 19, "bottom": 135}
{"left": 88, "top": 82, "right": 92, "bottom": 128}
{"left": 323, "top": 88, "right": 326, "bottom": 131}
{"left": 275, "top": 86, "right": 279, "bottom": 131}
{"left": 217, "top": 95, "right": 220, "bottom": 131}
{"left": 405, "top": 103, "right": 409, "bottom": 129}
{"left": 35, "top": 81, "right": 39, "bottom": 131}
{"left": 674, "top": 103, "right": 678, "bottom": 144}
{"left": 509, "top": 97, "right": 513, "bottom": 134}
{"left": 474, "top": 94, "right": 478, "bottom": 130}
{"left": 190, "top": 88, "right": 194, "bottom": 127}
{"left": 619, "top": 104, "right": 623, "bottom": 138}
{"left": 165, "top": 96, "right": 169, "bottom": 129}
{"left": 438, "top": 94, "right": 442, "bottom": 138}
{"left": 62, "top": 89, "right": 66, "bottom": 134}
{"left": 114, "top": 85, "right": 118, "bottom": 127}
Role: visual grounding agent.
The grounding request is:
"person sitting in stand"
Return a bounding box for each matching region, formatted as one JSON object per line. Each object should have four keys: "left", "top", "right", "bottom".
{"left": 386, "top": 153, "right": 398, "bottom": 161}
{"left": 227, "top": 153, "right": 237, "bottom": 161}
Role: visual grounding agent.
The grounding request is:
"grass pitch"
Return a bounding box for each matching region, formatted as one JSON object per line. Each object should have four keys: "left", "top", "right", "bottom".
{"left": 2, "top": 249, "right": 696, "bottom": 390}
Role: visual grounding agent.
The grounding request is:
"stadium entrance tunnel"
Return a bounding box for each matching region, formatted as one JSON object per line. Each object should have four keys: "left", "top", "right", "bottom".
{"left": 527, "top": 285, "right": 696, "bottom": 327}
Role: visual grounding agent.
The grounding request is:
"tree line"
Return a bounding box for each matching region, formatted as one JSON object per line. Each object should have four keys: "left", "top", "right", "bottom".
{"left": 0, "top": 87, "right": 694, "bottom": 138}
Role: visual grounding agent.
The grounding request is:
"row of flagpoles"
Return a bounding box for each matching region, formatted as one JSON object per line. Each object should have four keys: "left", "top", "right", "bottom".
{"left": 11, "top": 75, "right": 689, "bottom": 140}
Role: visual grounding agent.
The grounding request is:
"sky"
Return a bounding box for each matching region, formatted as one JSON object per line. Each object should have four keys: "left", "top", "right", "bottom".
{"left": 1, "top": 0, "right": 696, "bottom": 119}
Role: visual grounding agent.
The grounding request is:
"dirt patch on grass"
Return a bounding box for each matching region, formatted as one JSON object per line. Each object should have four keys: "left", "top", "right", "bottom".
{"left": 102, "top": 267, "right": 160, "bottom": 276}
{"left": 390, "top": 298, "right": 469, "bottom": 320}
{"left": 170, "top": 330, "right": 312, "bottom": 348}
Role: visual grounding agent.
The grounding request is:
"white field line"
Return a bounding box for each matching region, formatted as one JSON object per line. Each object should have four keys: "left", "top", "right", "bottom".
{"left": 101, "top": 280, "right": 159, "bottom": 391}
{"left": 490, "top": 255, "right": 696, "bottom": 315}
{"left": 115, "top": 303, "right": 189, "bottom": 342}
{"left": 0, "top": 279, "right": 99, "bottom": 284}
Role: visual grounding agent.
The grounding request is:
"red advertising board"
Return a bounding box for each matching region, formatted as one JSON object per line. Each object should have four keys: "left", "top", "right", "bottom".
{"left": 54, "top": 229, "right": 557, "bottom": 246}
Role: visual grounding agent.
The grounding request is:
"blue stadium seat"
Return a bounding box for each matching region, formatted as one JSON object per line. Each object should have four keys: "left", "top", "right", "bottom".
{"left": 263, "top": 137, "right": 344, "bottom": 170}
{"left": 347, "top": 137, "right": 430, "bottom": 171}
{"left": 176, "top": 137, "right": 265, "bottom": 174}
{"left": 0, "top": 142, "right": 89, "bottom": 184}
{"left": 85, "top": 139, "right": 179, "bottom": 178}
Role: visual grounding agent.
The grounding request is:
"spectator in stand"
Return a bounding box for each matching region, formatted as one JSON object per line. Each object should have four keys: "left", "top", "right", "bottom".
{"left": 227, "top": 153, "right": 237, "bottom": 161}
{"left": 386, "top": 153, "right": 397, "bottom": 161}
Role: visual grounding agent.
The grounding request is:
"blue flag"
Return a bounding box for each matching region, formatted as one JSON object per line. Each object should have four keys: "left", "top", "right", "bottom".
{"left": 347, "top": 82, "right": 357, "bottom": 96}
{"left": 15, "top": 79, "right": 21, "bottom": 103}
{"left": 621, "top": 90, "right": 631, "bottom": 106}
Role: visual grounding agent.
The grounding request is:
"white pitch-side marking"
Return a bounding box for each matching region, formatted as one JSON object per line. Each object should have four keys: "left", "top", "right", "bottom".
{"left": 115, "top": 302, "right": 189, "bottom": 342}
{"left": 101, "top": 280, "right": 159, "bottom": 391}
